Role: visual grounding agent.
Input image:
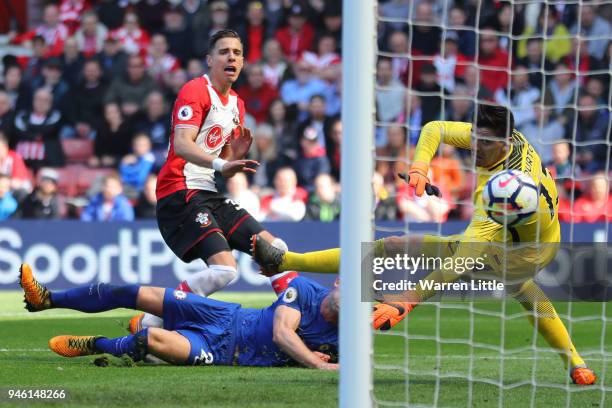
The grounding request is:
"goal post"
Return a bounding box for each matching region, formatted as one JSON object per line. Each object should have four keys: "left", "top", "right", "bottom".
{"left": 339, "top": 0, "right": 376, "bottom": 406}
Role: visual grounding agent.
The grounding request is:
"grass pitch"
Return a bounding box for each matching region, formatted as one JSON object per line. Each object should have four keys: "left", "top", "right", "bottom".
{"left": 1, "top": 291, "right": 610, "bottom": 407}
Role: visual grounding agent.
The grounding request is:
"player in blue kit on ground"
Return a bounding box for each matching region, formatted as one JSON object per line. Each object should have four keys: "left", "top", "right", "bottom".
{"left": 18, "top": 263, "right": 338, "bottom": 370}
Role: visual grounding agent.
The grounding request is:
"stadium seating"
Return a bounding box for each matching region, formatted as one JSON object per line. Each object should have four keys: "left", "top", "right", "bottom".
{"left": 61, "top": 139, "right": 94, "bottom": 165}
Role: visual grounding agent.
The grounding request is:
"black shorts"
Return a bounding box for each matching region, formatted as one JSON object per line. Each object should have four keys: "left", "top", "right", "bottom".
{"left": 156, "top": 190, "right": 264, "bottom": 262}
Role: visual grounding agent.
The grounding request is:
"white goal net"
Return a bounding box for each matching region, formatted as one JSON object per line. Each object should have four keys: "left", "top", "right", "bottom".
{"left": 365, "top": 1, "right": 612, "bottom": 407}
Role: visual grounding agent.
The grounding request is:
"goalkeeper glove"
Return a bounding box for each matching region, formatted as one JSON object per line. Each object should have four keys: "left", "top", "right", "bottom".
{"left": 372, "top": 302, "right": 416, "bottom": 330}
{"left": 398, "top": 161, "right": 441, "bottom": 197}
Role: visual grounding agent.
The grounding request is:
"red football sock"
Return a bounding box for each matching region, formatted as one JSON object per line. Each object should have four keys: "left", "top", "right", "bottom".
{"left": 176, "top": 281, "right": 193, "bottom": 293}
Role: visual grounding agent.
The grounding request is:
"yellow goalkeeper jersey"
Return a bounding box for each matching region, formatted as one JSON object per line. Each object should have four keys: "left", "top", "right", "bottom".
{"left": 414, "top": 121, "right": 560, "bottom": 245}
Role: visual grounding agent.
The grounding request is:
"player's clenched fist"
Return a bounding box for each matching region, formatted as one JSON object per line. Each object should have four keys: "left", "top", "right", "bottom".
{"left": 372, "top": 302, "right": 415, "bottom": 331}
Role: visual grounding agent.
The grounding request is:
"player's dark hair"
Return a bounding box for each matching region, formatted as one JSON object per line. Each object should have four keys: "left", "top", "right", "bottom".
{"left": 208, "top": 29, "right": 242, "bottom": 52}
{"left": 476, "top": 104, "right": 514, "bottom": 138}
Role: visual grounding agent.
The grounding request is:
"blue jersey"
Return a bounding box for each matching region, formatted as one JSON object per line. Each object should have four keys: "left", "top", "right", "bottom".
{"left": 235, "top": 277, "right": 339, "bottom": 367}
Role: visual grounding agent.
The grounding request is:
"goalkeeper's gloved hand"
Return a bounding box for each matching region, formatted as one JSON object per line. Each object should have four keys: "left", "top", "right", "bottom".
{"left": 398, "top": 161, "right": 441, "bottom": 197}
{"left": 372, "top": 302, "right": 416, "bottom": 331}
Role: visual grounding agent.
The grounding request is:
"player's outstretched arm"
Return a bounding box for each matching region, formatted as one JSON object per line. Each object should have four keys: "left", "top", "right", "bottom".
{"left": 406, "top": 121, "right": 472, "bottom": 197}
{"left": 272, "top": 305, "right": 338, "bottom": 370}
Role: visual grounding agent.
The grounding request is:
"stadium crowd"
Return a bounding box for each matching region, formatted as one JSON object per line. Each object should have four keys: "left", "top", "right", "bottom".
{"left": 0, "top": 0, "right": 610, "bottom": 223}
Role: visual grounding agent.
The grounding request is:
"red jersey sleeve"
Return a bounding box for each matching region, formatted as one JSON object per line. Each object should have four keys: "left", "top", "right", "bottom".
{"left": 172, "top": 78, "right": 211, "bottom": 131}
{"left": 9, "top": 151, "right": 30, "bottom": 182}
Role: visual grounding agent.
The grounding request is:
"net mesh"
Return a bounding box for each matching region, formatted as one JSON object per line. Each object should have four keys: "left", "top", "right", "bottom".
{"left": 372, "top": 1, "right": 611, "bottom": 406}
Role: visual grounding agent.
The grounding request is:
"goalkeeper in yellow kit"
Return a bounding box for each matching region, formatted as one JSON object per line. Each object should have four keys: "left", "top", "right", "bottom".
{"left": 251, "top": 104, "right": 596, "bottom": 385}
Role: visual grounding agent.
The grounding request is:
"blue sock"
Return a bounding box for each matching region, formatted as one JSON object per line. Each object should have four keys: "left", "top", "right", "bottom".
{"left": 94, "top": 329, "right": 149, "bottom": 362}
{"left": 50, "top": 283, "right": 140, "bottom": 313}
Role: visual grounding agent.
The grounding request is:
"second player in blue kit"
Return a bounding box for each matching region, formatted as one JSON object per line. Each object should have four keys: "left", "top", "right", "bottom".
{"left": 19, "top": 263, "right": 339, "bottom": 370}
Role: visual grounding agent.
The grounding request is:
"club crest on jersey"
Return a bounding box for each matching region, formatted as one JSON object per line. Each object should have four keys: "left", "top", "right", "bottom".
{"left": 195, "top": 212, "right": 211, "bottom": 227}
{"left": 283, "top": 287, "right": 298, "bottom": 303}
{"left": 173, "top": 290, "right": 187, "bottom": 300}
{"left": 205, "top": 125, "right": 225, "bottom": 150}
{"left": 193, "top": 349, "right": 214, "bottom": 365}
{"left": 232, "top": 107, "right": 240, "bottom": 125}
{"left": 177, "top": 105, "right": 193, "bottom": 121}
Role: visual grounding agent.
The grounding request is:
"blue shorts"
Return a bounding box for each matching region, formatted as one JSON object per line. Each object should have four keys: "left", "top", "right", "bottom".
{"left": 162, "top": 289, "right": 240, "bottom": 365}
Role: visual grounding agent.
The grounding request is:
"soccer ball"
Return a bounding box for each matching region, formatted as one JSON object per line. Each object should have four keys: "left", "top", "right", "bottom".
{"left": 482, "top": 170, "right": 538, "bottom": 226}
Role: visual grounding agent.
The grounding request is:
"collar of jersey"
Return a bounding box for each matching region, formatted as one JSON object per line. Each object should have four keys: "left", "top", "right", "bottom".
{"left": 203, "top": 74, "right": 231, "bottom": 106}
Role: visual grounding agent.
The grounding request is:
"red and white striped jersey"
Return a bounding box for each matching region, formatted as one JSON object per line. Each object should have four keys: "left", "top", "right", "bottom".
{"left": 156, "top": 75, "right": 245, "bottom": 200}
{"left": 145, "top": 54, "right": 180, "bottom": 83}
{"left": 109, "top": 27, "right": 150, "bottom": 55}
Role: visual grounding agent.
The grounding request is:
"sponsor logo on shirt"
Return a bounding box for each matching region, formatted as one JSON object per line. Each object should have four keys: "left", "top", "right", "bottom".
{"left": 205, "top": 125, "right": 225, "bottom": 150}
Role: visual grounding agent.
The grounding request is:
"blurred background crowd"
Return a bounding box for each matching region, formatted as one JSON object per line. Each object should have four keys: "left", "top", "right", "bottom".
{"left": 0, "top": 0, "right": 609, "bottom": 223}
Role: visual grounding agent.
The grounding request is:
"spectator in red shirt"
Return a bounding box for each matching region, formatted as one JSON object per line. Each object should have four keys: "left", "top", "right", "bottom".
{"left": 109, "top": 11, "right": 150, "bottom": 56}
{"left": 34, "top": 4, "right": 70, "bottom": 57}
{"left": 560, "top": 173, "right": 611, "bottom": 223}
{"left": 238, "top": 64, "right": 278, "bottom": 124}
{"left": 386, "top": 30, "right": 428, "bottom": 88}
{"left": 240, "top": 1, "right": 270, "bottom": 63}
{"left": 74, "top": 11, "right": 108, "bottom": 58}
{"left": 0, "top": 132, "right": 31, "bottom": 193}
{"left": 260, "top": 167, "right": 308, "bottom": 221}
{"left": 261, "top": 39, "right": 288, "bottom": 89}
{"left": 477, "top": 28, "right": 511, "bottom": 94}
{"left": 563, "top": 38, "right": 601, "bottom": 86}
{"left": 433, "top": 31, "right": 470, "bottom": 93}
{"left": 302, "top": 34, "right": 341, "bottom": 83}
{"left": 59, "top": 0, "right": 91, "bottom": 34}
{"left": 275, "top": 4, "right": 315, "bottom": 62}
{"left": 145, "top": 34, "right": 180, "bottom": 86}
